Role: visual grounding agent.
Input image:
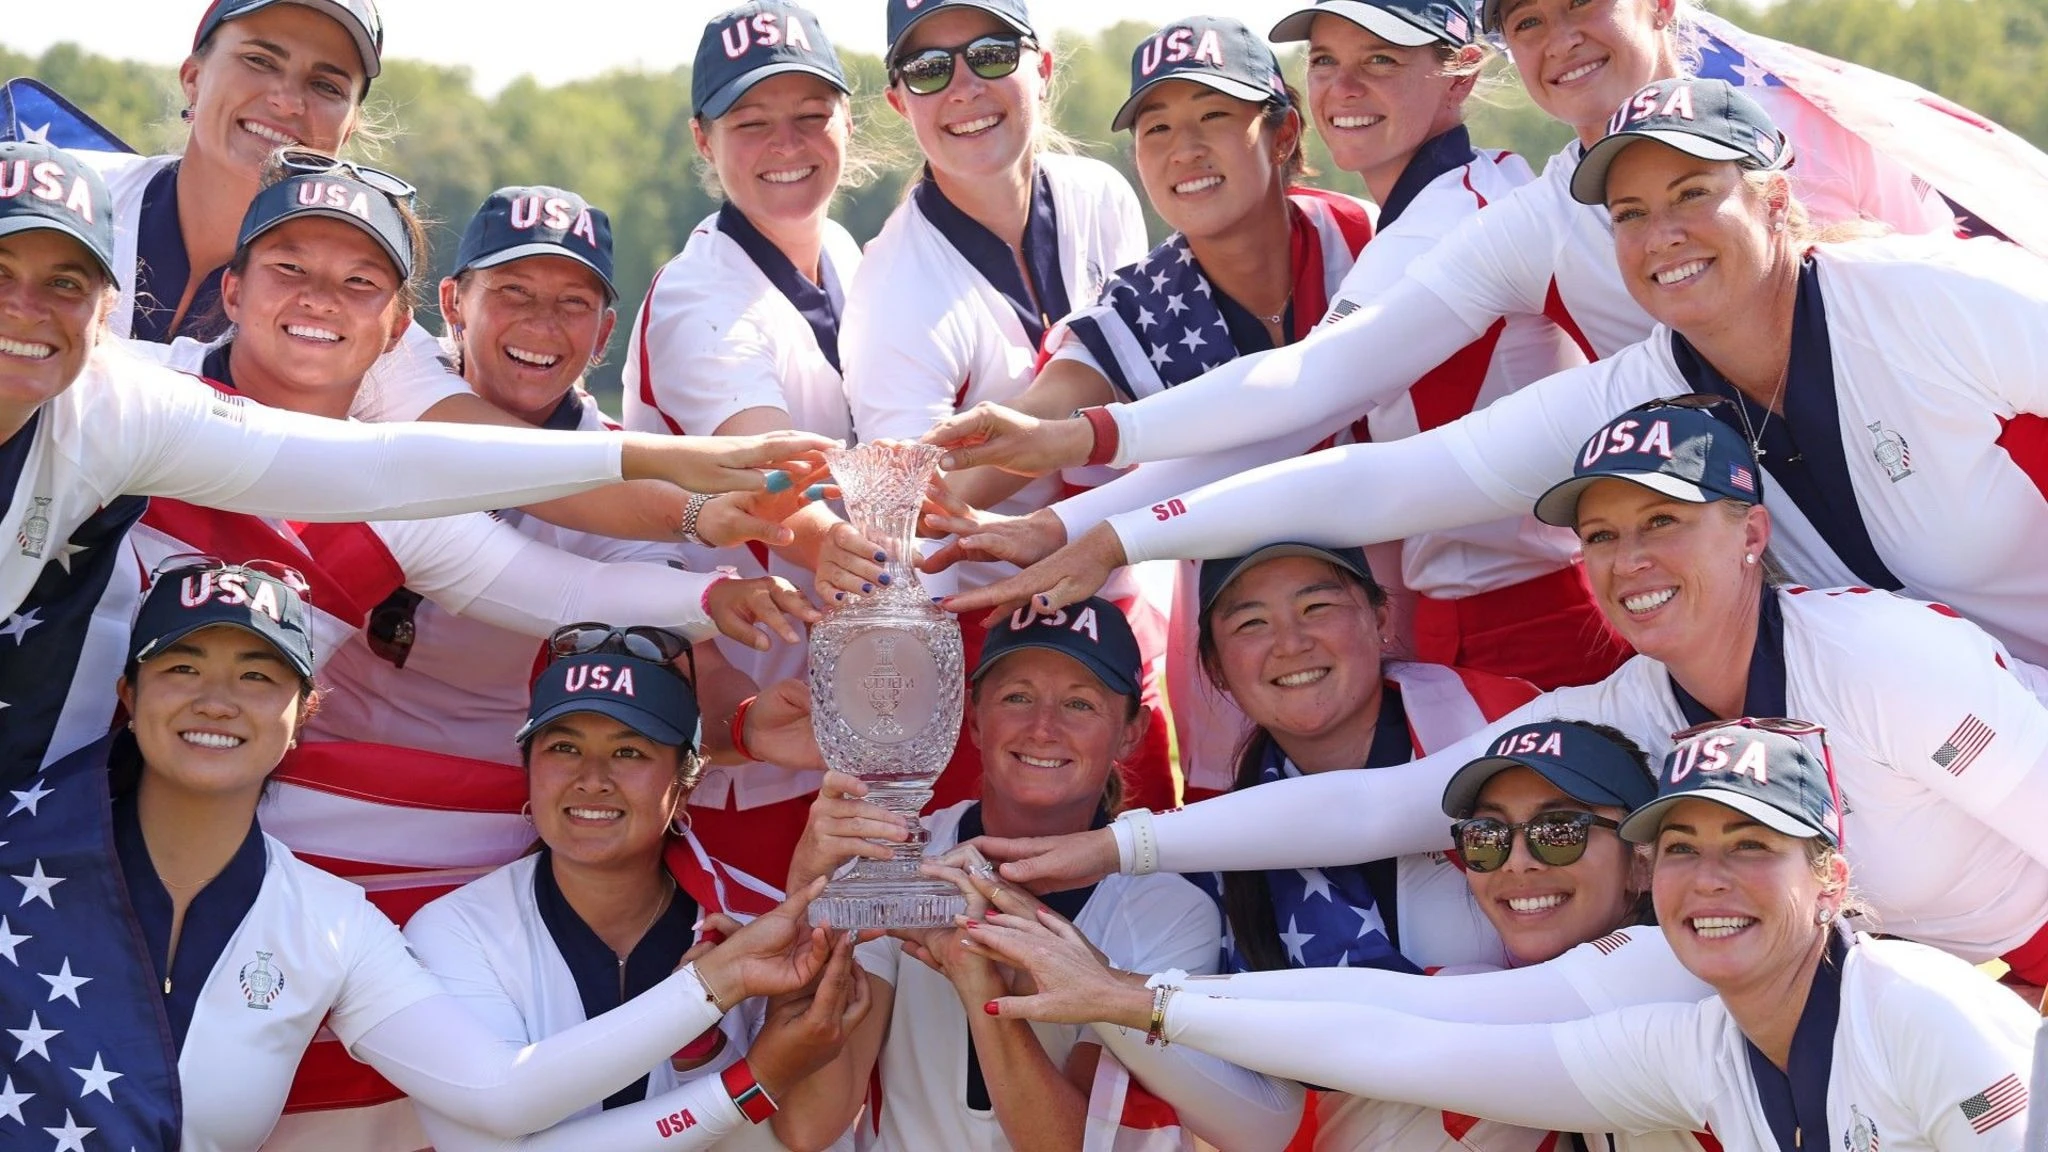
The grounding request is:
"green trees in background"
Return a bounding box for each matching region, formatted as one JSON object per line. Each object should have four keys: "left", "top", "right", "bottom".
{"left": 9, "top": 0, "right": 2044, "bottom": 409}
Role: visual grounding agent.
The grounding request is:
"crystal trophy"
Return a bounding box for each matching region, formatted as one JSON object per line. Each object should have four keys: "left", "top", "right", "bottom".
{"left": 807, "top": 441, "right": 968, "bottom": 928}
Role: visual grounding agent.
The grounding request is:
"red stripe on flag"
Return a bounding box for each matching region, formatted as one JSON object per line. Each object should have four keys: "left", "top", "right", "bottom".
{"left": 1964, "top": 1073, "right": 2027, "bottom": 1133}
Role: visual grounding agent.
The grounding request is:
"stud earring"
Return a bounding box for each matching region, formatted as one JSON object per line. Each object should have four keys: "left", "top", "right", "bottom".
{"left": 180, "top": 107, "right": 195, "bottom": 123}
{"left": 1744, "top": 553, "right": 1757, "bottom": 566}
{"left": 1814, "top": 905, "right": 1837, "bottom": 926}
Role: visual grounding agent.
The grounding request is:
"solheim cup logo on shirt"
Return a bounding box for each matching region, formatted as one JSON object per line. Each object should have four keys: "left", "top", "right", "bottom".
{"left": 15, "top": 496, "right": 52, "bottom": 560}
{"left": 1843, "top": 1104, "right": 1878, "bottom": 1152}
{"left": 239, "top": 951, "right": 285, "bottom": 1010}
{"left": 1867, "top": 420, "right": 1914, "bottom": 482}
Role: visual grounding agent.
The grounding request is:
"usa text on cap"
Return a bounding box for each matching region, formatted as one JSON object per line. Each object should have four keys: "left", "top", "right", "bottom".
{"left": 454, "top": 186, "right": 616, "bottom": 300}
{"left": 974, "top": 596, "right": 1142, "bottom": 698}
{"left": 131, "top": 560, "right": 317, "bottom": 681}
{"left": 1113, "top": 17, "right": 1288, "bottom": 133}
{"left": 1618, "top": 720, "right": 1841, "bottom": 846}
{"left": 1533, "top": 400, "right": 1762, "bottom": 528}
{"left": 238, "top": 170, "right": 414, "bottom": 279}
{"left": 693, "top": 2, "right": 849, "bottom": 122}
{"left": 1570, "top": 77, "right": 1789, "bottom": 205}
{"left": 0, "top": 141, "right": 116, "bottom": 279}
{"left": 886, "top": 0, "right": 1035, "bottom": 58}
{"left": 1270, "top": 0, "right": 1477, "bottom": 48}
{"left": 518, "top": 652, "right": 701, "bottom": 749}
{"left": 1198, "top": 542, "right": 1379, "bottom": 618}
{"left": 1441, "top": 719, "right": 1654, "bottom": 818}
{"left": 193, "top": 0, "right": 385, "bottom": 83}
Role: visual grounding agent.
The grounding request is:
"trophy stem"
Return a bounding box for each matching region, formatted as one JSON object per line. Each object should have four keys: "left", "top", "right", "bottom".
{"left": 809, "top": 778, "right": 969, "bottom": 929}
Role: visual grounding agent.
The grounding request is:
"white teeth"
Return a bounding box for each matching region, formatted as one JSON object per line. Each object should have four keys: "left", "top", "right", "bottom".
{"left": 1622, "top": 588, "right": 1675, "bottom": 614}
{"left": 1329, "top": 115, "right": 1383, "bottom": 129}
{"left": 181, "top": 731, "right": 244, "bottom": 750}
{"left": 1017, "top": 754, "right": 1064, "bottom": 769}
{"left": 504, "top": 346, "right": 560, "bottom": 367}
{"left": 761, "top": 167, "right": 816, "bottom": 185}
{"left": 1690, "top": 916, "right": 1754, "bottom": 938}
{"left": 566, "top": 807, "right": 622, "bottom": 821}
{"left": 0, "top": 336, "right": 55, "bottom": 360}
{"left": 1553, "top": 60, "right": 1603, "bottom": 84}
{"left": 1654, "top": 260, "right": 1710, "bottom": 286}
{"left": 284, "top": 324, "right": 340, "bottom": 343}
{"left": 1174, "top": 175, "right": 1223, "bottom": 195}
{"left": 1273, "top": 669, "right": 1328, "bottom": 688}
{"left": 1506, "top": 894, "right": 1567, "bottom": 913}
{"left": 946, "top": 115, "right": 1002, "bottom": 136}
{"left": 241, "top": 121, "right": 302, "bottom": 147}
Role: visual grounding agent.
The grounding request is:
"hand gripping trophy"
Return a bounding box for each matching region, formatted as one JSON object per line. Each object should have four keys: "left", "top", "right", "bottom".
{"left": 807, "top": 441, "right": 967, "bottom": 928}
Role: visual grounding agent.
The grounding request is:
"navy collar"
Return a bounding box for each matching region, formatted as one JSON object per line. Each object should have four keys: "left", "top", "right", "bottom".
{"left": 1377, "top": 125, "right": 1478, "bottom": 230}
{"left": 1, "top": 408, "right": 42, "bottom": 500}
{"left": 1362, "top": 683, "right": 1412, "bottom": 770}
{"left": 111, "top": 736, "right": 270, "bottom": 1054}
{"left": 914, "top": 165, "right": 1070, "bottom": 348}
{"left": 132, "top": 162, "right": 232, "bottom": 345}
{"left": 540, "top": 389, "right": 587, "bottom": 432}
{"left": 1746, "top": 931, "right": 1848, "bottom": 1152}
{"left": 532, "top": 850, "right": 699, "bottom": 1109}
{"left": 957, "top": 801, "right": 1108, "bottom": 923}
{"left": 1672, "top": 587, "right": 1789, "bottom": 728}
{"left": 718, "top": 202, "right": 844, "bottom": 373}
{"left": 201, "top": 342, "right": 237, "bottom": 392}
{"left": 1670, "top": 258, "right": 1903, "bottom": 591}
{"left": 1212, "top": 286, "right": 1284, "bottom": 356}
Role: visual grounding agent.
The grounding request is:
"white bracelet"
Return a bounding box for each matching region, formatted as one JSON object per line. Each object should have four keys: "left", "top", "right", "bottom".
{"left": 1117, "top": 809, "right": 1160, "bottom": 875}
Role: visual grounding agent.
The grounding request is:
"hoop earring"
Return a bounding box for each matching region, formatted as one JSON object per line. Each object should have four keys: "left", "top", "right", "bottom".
{"left": 669, "top": 809, "right": 693, "bottom": 836}
{"left": 518, "top": 801, "right": 533, "bottom": 826}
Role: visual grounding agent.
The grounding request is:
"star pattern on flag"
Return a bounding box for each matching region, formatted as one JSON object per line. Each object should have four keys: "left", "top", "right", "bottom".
{"left": 1095, "top": 239, "right": 1240, "bottom": 392}
{"left": 19, "top": 122, "right": 52, "bottom": 145}
{"left": 13, "top": 861, "right": 63, "bottom": 909}
{"left": 44, "top": 1109, "right": 93, "bottom": 1152}
{"left": 70, "top": 1054, "right": 120, "bottom": 1102}
{"left": 1277, "top": 915, "right": 1316, "bottom": 965}
{"left": 39, "top": 958, "right": 91, "bottom": 1006}
{"left": 9, "top": 777, "right": 53, "bottom": 817}
{"left": 49, "top": 542, "right": 88, "bottom": 574}
{"left": 0, "top": 609, "right": 43, "bottom": 644}
{"left": 1695, "top": 32, "right": 1783, "bottom": 89}
{"left": 8, "top": 1011, "right": 60, "bottom": 1061}
{"left": 0, "top": 1074, "right": 28, "bottom": 1122}
{"left": 0, "top": 916, "right": 27, "bottom": 964}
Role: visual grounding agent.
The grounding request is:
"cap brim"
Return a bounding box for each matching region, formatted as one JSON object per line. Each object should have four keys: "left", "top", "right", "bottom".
{"left": 1440, "top": 754, "right": 1643, "bottom": 818}
{"left": 972, "top": 640, "right": 1138, "bottom": 698}
{"left": 1112, "top": 73, "right": 1280, "bottom": 132}
{"left": 241, "top": 208, "right": 410, "bottom": 280}
{"left": 892, "top": 3, "right": 1035, "bottom": 54}
{"left": 697, "top": 62, "right": 852, "bottom": 121}
{"left": 1533, "top": 470, "right": 1715, "bottom": 528}
{"left": 1199, "top": 542, "right": 1373, "bottom": 615}
{"left": 0, "top": 215, "right": 115, "bottom": 281}
{"left": 515, "top": 699, "right": 692, "bottom": 748}
{"left": 460, "top": 242, "right": 617, "bottom": 300}
{"left": 135, "top": 619, "right": 314, "bottom": 680}
{"left": 1618, "top": 788, "right": 1823, "bottom": 844}
{"left": 1569, "top": 129, "right": 1751, "bottom": 205}
{"left": 1270, "top": 2, "right": 1443, "bottom": 45}
{"left": 208, "top": 0, "right": 382, "bottom": 79}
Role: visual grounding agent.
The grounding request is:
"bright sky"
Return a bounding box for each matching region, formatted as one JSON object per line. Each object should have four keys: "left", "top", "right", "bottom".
{"left": 8, "top": 2, "right": 1290, "bottom": 92}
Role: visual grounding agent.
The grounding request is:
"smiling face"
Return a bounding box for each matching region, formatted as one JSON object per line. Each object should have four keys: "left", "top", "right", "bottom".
{"left": 970, "top": 647, "right": 1143, "bottom": 817}
{"left": 525, "top": 713, "right": 688, "bottom": 874}
{"left": 1464, "top": 766, "right": 1640, "bottom": 963}
{"left": 1205, "top": 555, "right": 1388, "bottom": 743}
{"left": 222, "top": 215, "right": 409, "bottom": 413}
{"left": 1304, "top": 14, "right": 1470, "bottom": 191}
{"left": 695, "top": 72, "right": 851, "bottom": 236}
{"left": 0, "top": 230, "right": 110, "bottom": 420}
{"left": 1495, "top": 0, "right": 1678, "bottom": 142}
{"left": 1130, "top": 82, "right": 1291, "bottom": 244}
{"left": 444, "top": 257, "right": 615, "bottom": 425}
{"left": 118, "top": 624, "right": 307, "bottom": 802}
{"left": 1574, "top": 479, "right": 1766, "bottom": 663}
{"left": 1605, "top": 143, "right": 1784, "bottom": 336}
{"left": 1651, "top": 796, "right": 1834, "bottom": 993}
{"left": 887, "top": 8, "right": 1051, "bottom": 189}
{"left": 180, "top": 4, "right": 367, "bottom": 177}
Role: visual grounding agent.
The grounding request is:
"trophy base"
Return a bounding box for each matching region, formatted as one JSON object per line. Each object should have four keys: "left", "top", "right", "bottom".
{"left": 808, "top": 879, "right": 969, "bottom": 929}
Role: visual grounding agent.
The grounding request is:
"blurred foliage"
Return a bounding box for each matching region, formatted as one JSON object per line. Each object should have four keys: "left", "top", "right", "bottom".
{"left": 9, "top": 0, "right": 2045, "bottom": 409}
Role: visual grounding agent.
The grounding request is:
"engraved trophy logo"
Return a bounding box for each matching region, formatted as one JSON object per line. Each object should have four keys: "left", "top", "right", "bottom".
{"left": 807, "top": 442, "right": 967, "bottom": 928}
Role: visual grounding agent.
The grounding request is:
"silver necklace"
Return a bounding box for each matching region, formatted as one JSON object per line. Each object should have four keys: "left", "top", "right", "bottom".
{"left": 1733, "top": 358, "right": 1791, "bottom": 461}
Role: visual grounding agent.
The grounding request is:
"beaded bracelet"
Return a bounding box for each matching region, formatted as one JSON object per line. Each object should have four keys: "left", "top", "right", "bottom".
{"left": 678, "top": 491, "right": 714, "bottom": 545}
{"left": 1145, "top": 983, "right": 1178, "bottom": 1047}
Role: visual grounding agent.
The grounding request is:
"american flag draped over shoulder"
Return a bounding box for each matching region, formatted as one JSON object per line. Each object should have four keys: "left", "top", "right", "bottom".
{"left": 0, "top": 77, "right": 135, "bottom": 153}
{"left": 1, "top": 737, "right": 181, "bottom": 1151}
{"left": 1692, "top": 13, "right": 2048, "bottom": 255}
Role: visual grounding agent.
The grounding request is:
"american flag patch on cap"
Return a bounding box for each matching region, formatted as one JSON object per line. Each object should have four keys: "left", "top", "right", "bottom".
{"left": 1728, "top": 463, "right": 1755, "bottom": 493}
{"left": 1958, "top": 1073, "right": 2026, "bottom": 1133}
{"left": 1931, "top": 714, "right": 1994, "bottom": 776}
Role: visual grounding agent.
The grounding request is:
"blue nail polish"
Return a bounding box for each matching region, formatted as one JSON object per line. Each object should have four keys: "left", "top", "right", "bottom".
{"left": 1037, "top": 594, "right": 1050, "bottom": 606}
{"left": 873, "top": 551, "right": 887, "bottom": 563}
{"left": 877, "top": 572, "right": 892, "bottom": 586}
{"left": 803, "top": 483, "right": 829, "bottom": 501}
{"left": 835, "top": 592, "right": 846, "bottom": 601}
{"left": 861, "top": 583, "right": 873, "bottom": 594}
{"left": 764, "top": 470, "right": 793, "bottom": 493}
{"left": 932, "top": 596, "right": 945, "bottom": 603}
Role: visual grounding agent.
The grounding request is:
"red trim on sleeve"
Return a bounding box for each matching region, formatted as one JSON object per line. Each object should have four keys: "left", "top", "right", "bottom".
{"left": 1996, "top": 412, "right": 2048, "bottom": 501}
{"left": 634, "top": 267, "right": 688, "bottom": 436}
{"left": 1542, "top": 278, "right": 1598, "bottom": 362}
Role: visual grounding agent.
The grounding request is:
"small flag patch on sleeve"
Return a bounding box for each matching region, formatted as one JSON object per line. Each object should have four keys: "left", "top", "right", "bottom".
{"left": 1958, "top": 1073, "right": 2026, "bottom": 1133}
{"left": 1931, "top": 714, "right": 1995, "bottom": 776}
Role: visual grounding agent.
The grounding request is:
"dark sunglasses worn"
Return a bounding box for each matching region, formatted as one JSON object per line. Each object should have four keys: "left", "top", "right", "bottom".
{"left": 1451, "top": 810, "right": 1621, "bottom": 873}
{"left": 547, "top": 622, "right": 696, "bottom": 682}
{"left": 891, "top": 34, "right": 1036, "bottom": 96}
{"left": 276, "top": 149, "right": 418, "bottom": 203}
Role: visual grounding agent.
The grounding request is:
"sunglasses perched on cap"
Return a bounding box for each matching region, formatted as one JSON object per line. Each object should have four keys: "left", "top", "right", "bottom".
{"left": 148, "top": 552, "right": 310, "bottom": 597}
{"left": 276, "top": 149, "right": 417, "bottom": 203}
{"left": 546, "top": 622, "right": 696, "bottom": 682}
{"left": 1450, "top": 810, "right": 1622, "bottom": 873}
{"left": 891, "top": 34, "right": 1037, "bottom": 96}
{"left": 1667, "top": 716, "right": 1846, "bottom": 844}
{"left": 1630, "top": 393, "right": 1734, "bottom": 417}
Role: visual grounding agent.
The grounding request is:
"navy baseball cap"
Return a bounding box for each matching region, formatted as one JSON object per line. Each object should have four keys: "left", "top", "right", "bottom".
{"left": 975, "top": 596, "right": 1142, "bottom": 698}
{"left": 1198, "top": 542, "right": 1380, "bottom": 618}
{"left": 238, "top": 169, "right": 413, "bottom": 279}
{"left": 1619, "top": 720, "right": 1841, "bottom": 846}
{"left": 887, "top": 0, "right": 1036, "bottom": 60}
{"left": 193, "top": 0, "right": 384, "bottom": 84}
{"left": 1113, "top": 18, "right": 1289, "bottom": 133}
{"left": 693, "top": 2, "right": 850, "bottom": 122}
{"left": 1441, "top": 720, "right": 1655, "bottom": 818}
{"left": 0, "top": 141, "right": 116, "bottom": 280}
{"left": 1533, "top": 400, "right": 1762, "bottom": 528}
{"left": 518, "top": 653, "right": 701, "bottom": 749}
{"left": 1570, "top": 77, "right": 1790, "bottom": 205}
{"left": 453, "top": 186, "right": 617, "bottom": 301}
{"left": 1271, "top": 0, "right": 1477, "bottom": 48}
{"left": 131, "top": 560, "right": 317, "bottom": 681}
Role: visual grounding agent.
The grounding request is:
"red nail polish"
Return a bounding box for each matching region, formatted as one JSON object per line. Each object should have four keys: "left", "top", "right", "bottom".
{"left": 983, "top": 1001, "right": 1000, "bottom": 1016}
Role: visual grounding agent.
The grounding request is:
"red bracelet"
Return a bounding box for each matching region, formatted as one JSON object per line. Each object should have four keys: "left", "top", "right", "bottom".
{"left": 729, "top": 695, "right": 760, "bottom": 763}
{"left": 721, "top": 1058, "right": 778, "bottom": 1124}
{"left": 1079, "top": 406, "right": 1120, "bottom": 468}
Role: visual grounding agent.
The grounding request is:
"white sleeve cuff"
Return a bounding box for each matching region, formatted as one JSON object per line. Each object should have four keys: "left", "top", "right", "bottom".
{"left": 1114, "top": 809, "right": 1155, "bottom": 875}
